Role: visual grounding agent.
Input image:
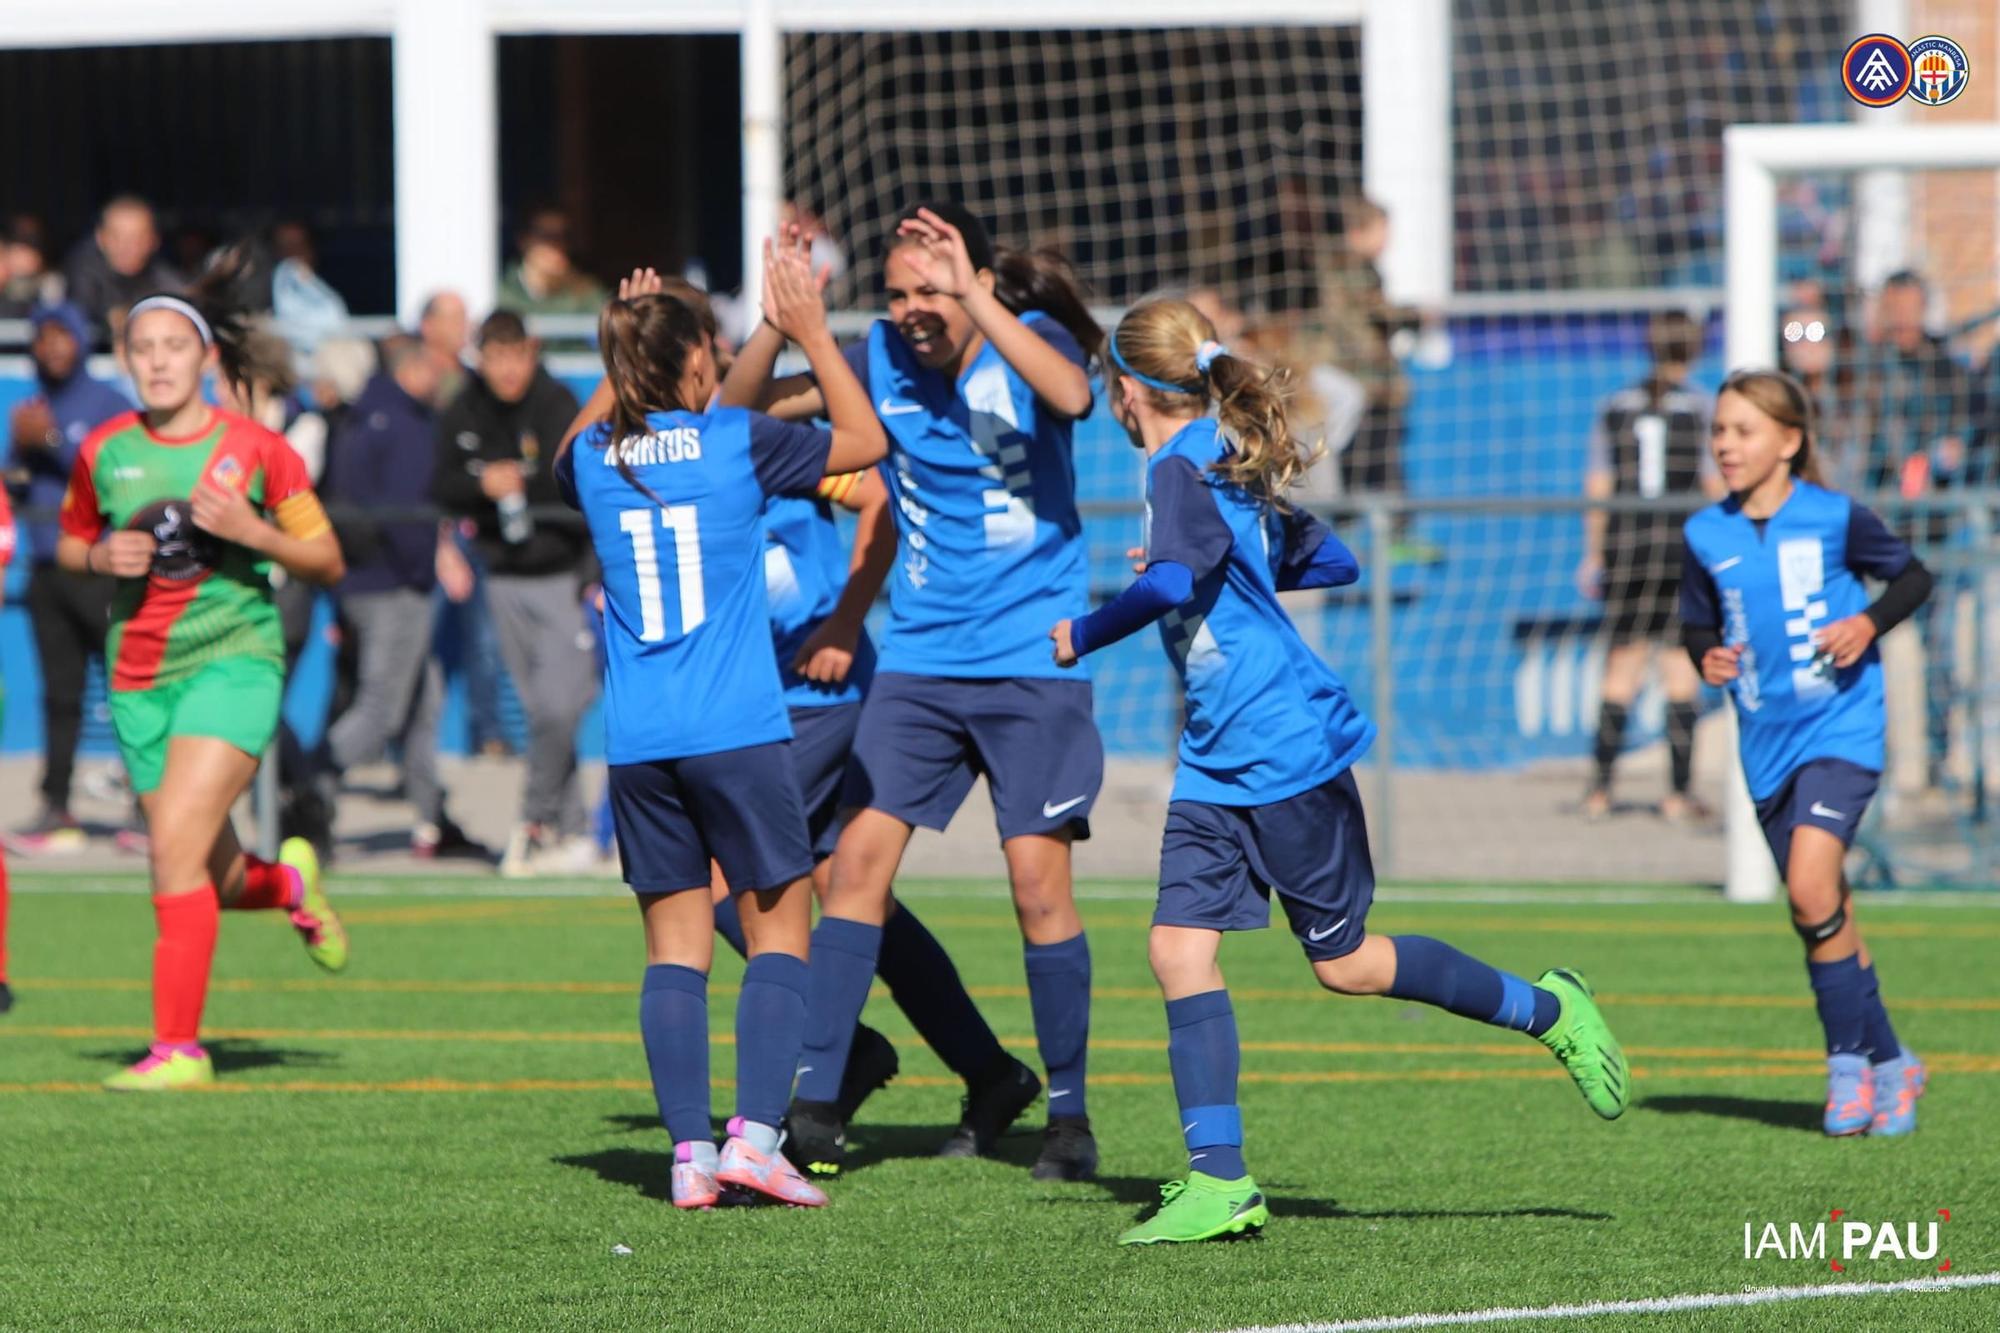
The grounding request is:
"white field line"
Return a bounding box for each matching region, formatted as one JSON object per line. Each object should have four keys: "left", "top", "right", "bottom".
{"left": 1217, "top": 1271, "right": 2000, "bottom": 1333}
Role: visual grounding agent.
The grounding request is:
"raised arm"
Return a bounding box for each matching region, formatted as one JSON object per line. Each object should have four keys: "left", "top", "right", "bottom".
{"left": 764, "top": 238, "right": 885, "bottom": 474}
{"left": 897, "top": 208, "right": 1093, "bottom": 419}
{"left": 719, "top": 229, "right": 835, "bottom": 420}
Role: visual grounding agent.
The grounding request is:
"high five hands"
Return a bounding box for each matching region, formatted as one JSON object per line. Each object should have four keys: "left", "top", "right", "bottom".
{"left": 762, "top": 227, "right": 833, "bottom": 344}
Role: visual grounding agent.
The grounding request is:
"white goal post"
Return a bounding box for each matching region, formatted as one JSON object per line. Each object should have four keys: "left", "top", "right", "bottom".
{"left": 1721, "top": 121, "right": 2000, "bottom": 903}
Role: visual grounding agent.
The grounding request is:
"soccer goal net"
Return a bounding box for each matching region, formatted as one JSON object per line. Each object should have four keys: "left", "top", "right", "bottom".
{"left": 777, "top": 11, "right": 1998, "bottom": 888}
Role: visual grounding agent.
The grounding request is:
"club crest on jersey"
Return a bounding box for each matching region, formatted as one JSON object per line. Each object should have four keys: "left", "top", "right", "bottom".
{"left": 210, "top": 456, "right": 245, "bottom": 489}
{"left": 1907, "top": 36, "right": 1970, "bottom": 106}
{"left": 1842, "top": 34, "right": 1912, "bottom": 107}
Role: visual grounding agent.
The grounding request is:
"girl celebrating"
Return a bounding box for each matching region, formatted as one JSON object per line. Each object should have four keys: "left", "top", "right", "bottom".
{"left": 1680, "top": 369, "right": 1932, "bottom": 1136}
{"left": 58, "top": 279, "right": 349, "bottom": 1092}
{"left": 722, "top": 206, "right": 1107, "bottom": 1182}
{"left": 660, "top": 266, "right": 917, "bottom": 1129}
{"left": 555, "top": 246, "right": 884, "bottom": 1209}
{"left": 1051, "top": 299, "right": 1628, "bottom": 1246}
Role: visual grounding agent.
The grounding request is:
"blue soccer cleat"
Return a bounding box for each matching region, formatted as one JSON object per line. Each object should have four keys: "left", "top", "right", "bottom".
{"left": 1823, "top": 1053, "right": 1874, "bottom": 1136}
{"left": 1869, "top": 1053, "right": 1926, "bottom": 1137}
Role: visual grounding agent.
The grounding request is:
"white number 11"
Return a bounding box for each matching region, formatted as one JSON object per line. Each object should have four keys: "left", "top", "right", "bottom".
{"left": 618, "top": 506, "right": 704, "bottom": 641}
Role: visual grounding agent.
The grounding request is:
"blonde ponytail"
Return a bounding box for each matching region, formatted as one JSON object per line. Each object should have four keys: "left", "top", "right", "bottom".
{"left": 1109, "top": 298, "right": 1321, "bottom": 507}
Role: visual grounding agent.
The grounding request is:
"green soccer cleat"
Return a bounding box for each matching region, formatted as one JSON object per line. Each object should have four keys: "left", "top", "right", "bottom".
{"left": 282, "top": 837, "right": 348, "bottom": 973}
{"left": 1117, "top": 1172, "right": 1270, "bottom": 1246}
{"left": 104, "top": 1044, "right": 215, "bottom": 1092}
{"left": 1535, "top": 967, "right": 1629, "bottom": 1120}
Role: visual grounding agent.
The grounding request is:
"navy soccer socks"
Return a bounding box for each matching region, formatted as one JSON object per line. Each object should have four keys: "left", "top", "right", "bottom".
{"left": 1388, "top": 935, "right": 1560, "bottom": 1036}
{"left": 1166, "top": 990, "right": 1246, "bottom": 1180}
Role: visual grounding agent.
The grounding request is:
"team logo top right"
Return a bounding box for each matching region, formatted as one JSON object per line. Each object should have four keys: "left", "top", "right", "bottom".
{"left": 1844, "top": 33, "right": 1969, "bottom": 107}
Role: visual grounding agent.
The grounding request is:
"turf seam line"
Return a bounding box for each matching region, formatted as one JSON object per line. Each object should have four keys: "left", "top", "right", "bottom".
{"left": 1214, "top": 1271, "right": 2000, "bottom": 1332}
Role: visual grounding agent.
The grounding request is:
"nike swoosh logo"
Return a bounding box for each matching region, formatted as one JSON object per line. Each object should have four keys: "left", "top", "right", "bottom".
{"left": 1711, "top": 556, "right": 1743, "bottom": 573}
{"left": 1183, "top": 1122, "right": 1198, "bottom": 1135}
{"left": 878, "top": 399, "right": 925, "bottom": 416}
{"left": 1042, "top": 795, "right": 1088, "bottom": 819}
{"left": 1049, "top": 1089, "right": 1070, "bottom": 1099}
{"left": 1306, "top": 917, "right": 1348, "bottom": 943}
{"left": 1809, "top": 802, "right": 1847, "bottom": 821}
{"left": 797, "top": 1066, "right": 812, "bottom": 1075}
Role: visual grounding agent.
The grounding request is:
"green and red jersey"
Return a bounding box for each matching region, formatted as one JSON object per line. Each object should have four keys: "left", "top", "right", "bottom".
{"left": 60, "top": 408, "right": 330, "bottom": 692}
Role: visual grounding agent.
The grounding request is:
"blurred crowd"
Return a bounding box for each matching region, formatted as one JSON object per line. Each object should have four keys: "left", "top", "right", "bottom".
{"left": 3, "top": 196, "right": 630, "bottom": 876}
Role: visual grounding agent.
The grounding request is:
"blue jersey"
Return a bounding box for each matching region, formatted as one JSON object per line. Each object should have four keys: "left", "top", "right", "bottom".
{"left": 844, "top": 313, "right": 1090, "bottom": 679}
{"left": 1144, "top": 420, "right": 1376, "bottom": 805}
{"left": 558, "top": 406, "right": 833, "bottom": 764}
{"left": 1681, "top": 482, "right": 1913, "bottom": 800}
{"left": 764, "top": 481, "right": 875, "bottom": 709}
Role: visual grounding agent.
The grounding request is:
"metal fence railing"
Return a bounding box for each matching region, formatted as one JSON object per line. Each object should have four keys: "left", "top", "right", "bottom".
{"left": 0, "top": 492, "right": 1992, "bottom": 888}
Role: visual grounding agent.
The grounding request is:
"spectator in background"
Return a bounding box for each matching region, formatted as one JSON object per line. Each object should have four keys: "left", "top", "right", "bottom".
{"left": 269, "top": 220, "right": 351, "bottom": 360}
{"left": 1310, "top": 197, "right": 1429, "bottom": 557}
{"left": 63, "top": 196, "right": 184, "bottom": 335}
{"left": 418, "top": 290, "right": 470, "bottom": 406}
{"left": 1778, "top": 301, "right": 1861, "bottom": 491}
{"left": 1851, "top": 272, "right": 1976, "bottom": 792}
{"left": 3, "top": 303, "right": 132, "bottom": 854}
{"left": 1853, "top": 272, "right": 1973, "bottom": 504}
{"left": 431, "top": 310, "right": 595, "bottom": 876}
{"left": 320, "top": 336, "right": 482, "bottom": 860}
{"left": 497, "top": 208, "right": 607, "bottom": 317}
{"left": 1, "top": 218, "right": 63, "bottom": 317}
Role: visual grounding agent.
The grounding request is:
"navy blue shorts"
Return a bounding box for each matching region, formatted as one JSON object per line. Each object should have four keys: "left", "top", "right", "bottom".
{"left": 842, "top": 672, "right": 1104, "bottom": 841}
{"left": 1755, "top": 757, "right": 1879, "bottom": 872}
{"left": 607, "top": 741, "right": 814, "bottom": 896}
{"left": 1155, "top": 770, "right": 1375, "bottom": 962}
{"left": 788, "top": 702, "right": 860, "bottom": 862}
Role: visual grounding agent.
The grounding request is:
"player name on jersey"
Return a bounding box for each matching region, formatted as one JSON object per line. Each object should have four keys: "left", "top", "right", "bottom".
{"left": 608, "top": 428, "right": 705, "bottom": 467}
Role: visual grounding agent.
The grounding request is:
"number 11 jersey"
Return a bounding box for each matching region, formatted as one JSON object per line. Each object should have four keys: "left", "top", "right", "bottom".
{"left": 559, "top": 406, "right": 833, "bottom": 765}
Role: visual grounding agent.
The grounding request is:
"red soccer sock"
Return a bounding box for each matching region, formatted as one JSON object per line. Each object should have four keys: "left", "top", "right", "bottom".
{"left": 0, "top": 846, "right": 10, "bottom": 982}
{"left": 233, "top": 855, "right": 303, "bottom": 912}
{"left": 152, "top": 887, "right": 220, "bottom": 1046}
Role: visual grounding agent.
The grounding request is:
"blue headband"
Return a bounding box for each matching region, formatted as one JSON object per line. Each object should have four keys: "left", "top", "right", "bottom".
{"left": 1108, "top": 335, "right": 1202, "bottom": 396}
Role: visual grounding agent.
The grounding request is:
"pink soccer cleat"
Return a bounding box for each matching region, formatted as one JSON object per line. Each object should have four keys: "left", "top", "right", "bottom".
{"left": 671, "top": 1156, "right": 721, "bottom": 1210}
{"left": 716, "top": 1134, "right": 828, "bottom": 1208}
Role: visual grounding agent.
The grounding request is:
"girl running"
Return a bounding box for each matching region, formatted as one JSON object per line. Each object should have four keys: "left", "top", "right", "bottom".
{"left": 1680, "top": 369, "right": 1932, "bottom": 1137}
{"left": 555, "top": 245, "right": 884, "bottom": 1209}
{"left": 721, "top": 206, "right": 1108, "bottom": 1181}
{"left": 1052, "top": 299, "right": 1627, "bottom": 1246}
{"left": 57, "top": 274, "right": 349, "bottom": 1092}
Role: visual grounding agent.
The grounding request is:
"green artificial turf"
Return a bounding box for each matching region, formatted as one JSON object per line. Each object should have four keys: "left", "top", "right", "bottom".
{"left": 2, "top": 876, "right": 1996, "bottom": 1331}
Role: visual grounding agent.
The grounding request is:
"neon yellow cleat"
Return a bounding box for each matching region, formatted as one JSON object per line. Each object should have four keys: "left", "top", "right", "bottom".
{"left": 281, "top": 837, "right": 348, "bottom": 973}
{"left": 104, "top": 1044, "right": 215, "bottom": 1092}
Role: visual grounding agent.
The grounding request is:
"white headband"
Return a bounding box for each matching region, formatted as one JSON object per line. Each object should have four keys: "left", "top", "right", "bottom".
{"left": 126, "top": 296, "right": 214, "bottom": 348}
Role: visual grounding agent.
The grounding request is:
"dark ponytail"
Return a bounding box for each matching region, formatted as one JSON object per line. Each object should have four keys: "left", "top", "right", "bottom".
{"left": 1644, "top": 309, "right": 1702, "bottom": 411}
{"left": 594, "top": 293, "right": 709, "bottom": 501}
{"left": 991, "top": 248, "right": 1104, "bottom": 373}
{"left": 184, "top": 243, "right": 294, "bottom": 401}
